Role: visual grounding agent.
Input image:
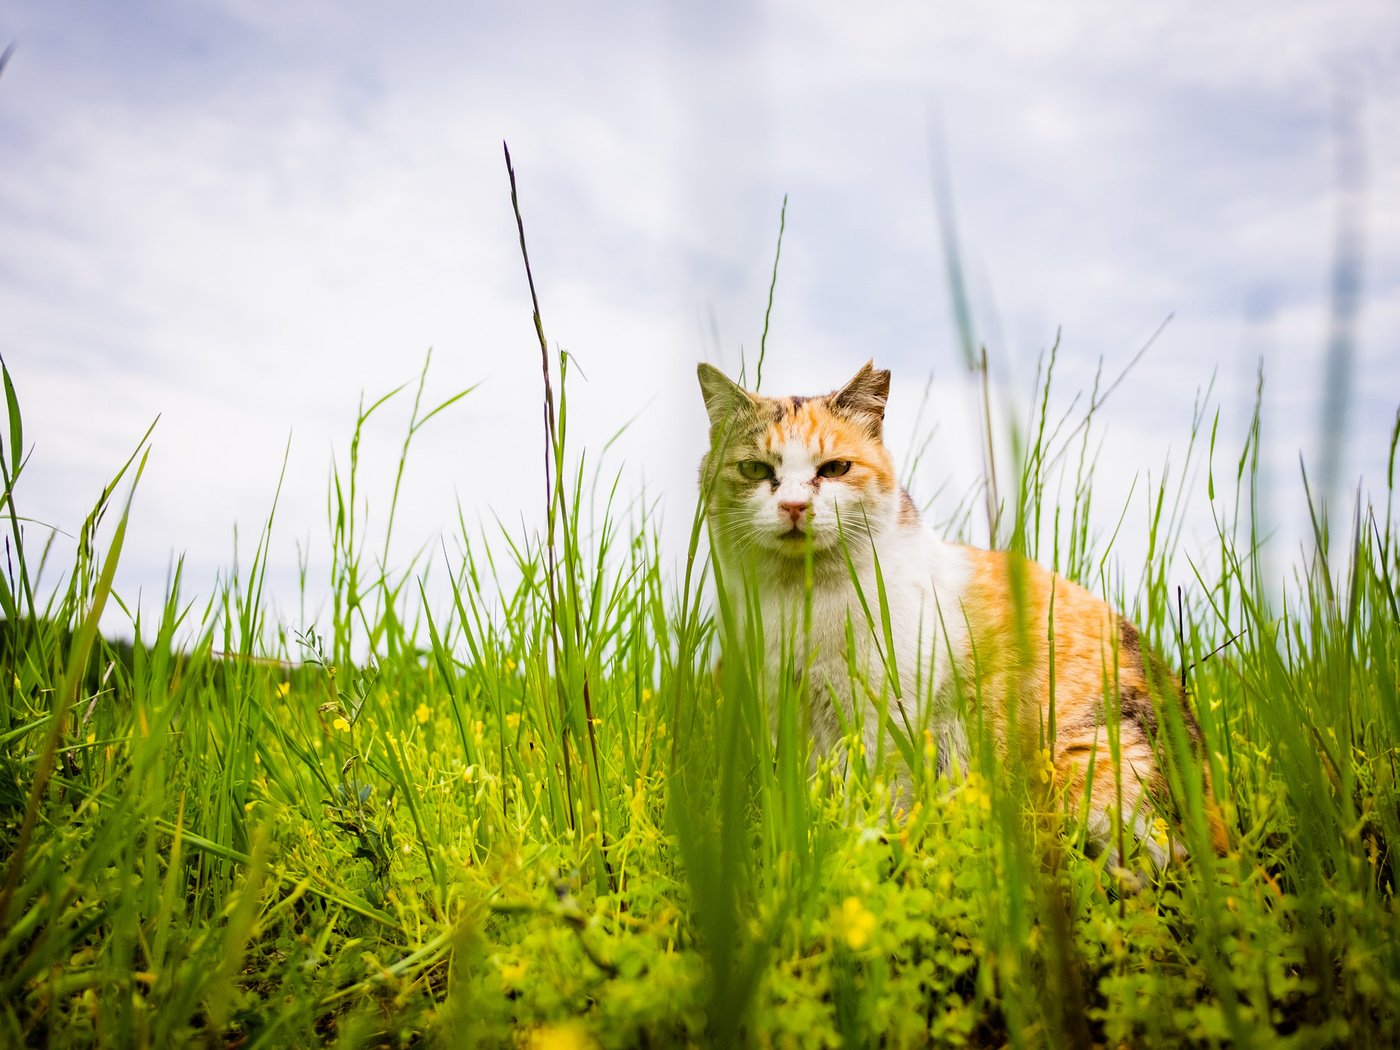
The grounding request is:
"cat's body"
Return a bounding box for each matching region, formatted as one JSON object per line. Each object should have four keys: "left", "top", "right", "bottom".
{"left": 698, "top": 361, "right": 1226, "bottom": 866}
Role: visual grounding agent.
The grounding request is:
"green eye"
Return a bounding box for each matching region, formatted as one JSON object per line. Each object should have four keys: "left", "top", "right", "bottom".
{"left": 818, "top": 460, "right": 852, "bottom": 479}
{"left": 736, "top": 460, "right": 774, "bottom": 481}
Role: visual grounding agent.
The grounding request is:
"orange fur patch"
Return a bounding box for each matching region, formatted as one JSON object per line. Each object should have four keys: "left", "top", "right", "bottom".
{"left": 757, "top": 398, "right": 898, "bottom": 493}
{"left": 955, "top": 546, "right": 1226, "bottom": 856}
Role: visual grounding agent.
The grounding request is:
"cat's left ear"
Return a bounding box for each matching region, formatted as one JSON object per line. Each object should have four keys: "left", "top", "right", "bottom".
{"left": 830, "top": 360, "right": 891, "bottom": 438}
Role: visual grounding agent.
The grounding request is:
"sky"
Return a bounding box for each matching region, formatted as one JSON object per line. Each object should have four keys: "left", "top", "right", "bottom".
{"left": 2, "top": 0, "right": 1397, "bottom": 642}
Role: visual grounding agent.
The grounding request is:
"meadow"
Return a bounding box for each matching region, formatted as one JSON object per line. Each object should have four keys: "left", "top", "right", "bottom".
{"left": 3, "top": 181, "right": 1400, "bottom": 1048}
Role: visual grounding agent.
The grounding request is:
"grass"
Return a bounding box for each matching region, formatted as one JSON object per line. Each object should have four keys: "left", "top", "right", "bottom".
{"left": 3, "top": 168, "right": 1400, "bottom": 1047}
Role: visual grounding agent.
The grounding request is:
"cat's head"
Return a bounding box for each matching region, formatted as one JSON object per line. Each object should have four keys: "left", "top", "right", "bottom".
{"left": 697, "top": 361, "right": 902, "bottom": 559}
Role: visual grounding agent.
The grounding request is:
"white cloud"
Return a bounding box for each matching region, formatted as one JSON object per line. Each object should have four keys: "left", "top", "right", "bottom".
{"left": 1, "top": 0, "right": 1396, "bottom": 643}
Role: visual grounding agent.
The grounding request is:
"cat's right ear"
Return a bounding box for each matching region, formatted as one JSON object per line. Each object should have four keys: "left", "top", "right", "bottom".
{"left": 830, "top": 360, "right": 891, "bottom": 438}
{"left": 697, "top": 363, "right": 754, "bottom": 428}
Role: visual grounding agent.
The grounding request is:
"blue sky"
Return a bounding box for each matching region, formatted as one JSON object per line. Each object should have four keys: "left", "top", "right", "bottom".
{"left": 2, "top": 1, "right": 1397, "bottom": 636}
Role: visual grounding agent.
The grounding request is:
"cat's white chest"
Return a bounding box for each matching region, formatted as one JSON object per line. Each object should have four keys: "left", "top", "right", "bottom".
{"left": 743, "top": 534, "right": 969, "bottom": 764}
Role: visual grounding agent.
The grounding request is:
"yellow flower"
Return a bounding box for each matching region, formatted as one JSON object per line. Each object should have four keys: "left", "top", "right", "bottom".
{"left": 525, "top": 1020, "right": 593, "bottom": 1050}
{"left": 833, "top": 896, "right": 877, "bottom": 951}
{"left": 276, "top": 681, "right": 291, "bottom": 698}
{"left": 1151, "top": 817, "right": 1170, "bottom": 852}
{"left": 506, "top": 713, "right": 522, "bottom": 730}
{"left": 332, "top": 717, "right": 351, "bottom": 733}
{"left": 640, "top": 688, "right": 653, "bottom": 703}
{"left": 1036, "top": 747, "right": 1056, "bottom": 786}
{"left": 962, "top": 771, "right": 992, "bottom": 812}
{"left": 415, "top": 702, "right": 431, "bottom": 725}
{"left": 506, "top": 658, "right": 518, "bottom": 673}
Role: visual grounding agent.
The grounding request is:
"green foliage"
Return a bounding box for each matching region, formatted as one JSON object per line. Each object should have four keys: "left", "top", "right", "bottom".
{"left": 2, "top": 297, "right": 1400, "bottom": 1050}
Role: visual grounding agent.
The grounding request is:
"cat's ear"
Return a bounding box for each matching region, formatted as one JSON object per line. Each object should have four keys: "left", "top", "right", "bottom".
{"left": 697, "top": 363, "right": 756, "bottom": 428}
{"left": 829, "top": 360, "right": 891, "bottom": 438}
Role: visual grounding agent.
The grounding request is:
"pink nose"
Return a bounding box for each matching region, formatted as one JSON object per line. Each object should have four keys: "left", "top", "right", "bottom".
{"left": 779, "top": 500, "right": 809, "bottom": 525}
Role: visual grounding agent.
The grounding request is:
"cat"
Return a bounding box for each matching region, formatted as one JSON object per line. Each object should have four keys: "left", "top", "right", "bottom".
{"left": 697, "top": 359, "right": 1226, "bottom": 867}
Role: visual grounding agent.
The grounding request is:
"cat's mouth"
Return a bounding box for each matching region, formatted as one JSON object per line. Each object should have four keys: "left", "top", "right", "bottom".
{"left": 778, "top": 526, "right": 809, "bottom": 541}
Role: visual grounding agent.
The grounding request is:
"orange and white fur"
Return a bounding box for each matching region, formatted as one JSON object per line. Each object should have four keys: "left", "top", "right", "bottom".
{"left": 698, "top": 360, "right": 1225, "bottom": 866}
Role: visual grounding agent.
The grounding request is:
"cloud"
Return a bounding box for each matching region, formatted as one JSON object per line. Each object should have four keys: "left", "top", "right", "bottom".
{"left": 1, "top": 0, "right": 1396, "bottom": 640}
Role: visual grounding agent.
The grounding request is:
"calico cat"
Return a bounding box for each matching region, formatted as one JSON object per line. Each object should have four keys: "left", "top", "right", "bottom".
{"left": 697, "top": 360, "right": 1226, "bottom": 866}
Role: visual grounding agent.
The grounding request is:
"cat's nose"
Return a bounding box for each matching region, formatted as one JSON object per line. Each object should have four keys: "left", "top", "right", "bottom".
{"left": 779, "top": 499, "right": 810, "bottom": 524}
